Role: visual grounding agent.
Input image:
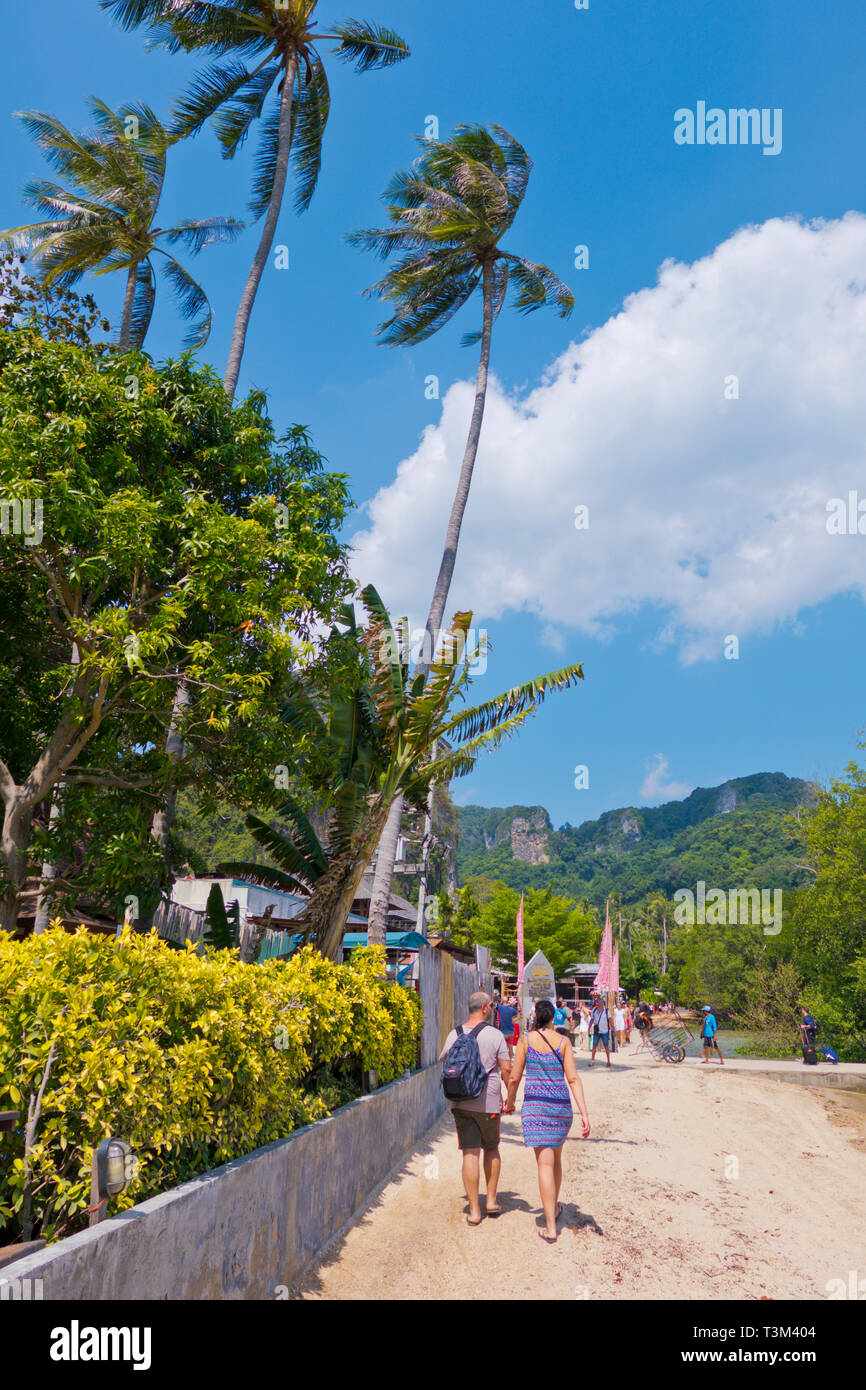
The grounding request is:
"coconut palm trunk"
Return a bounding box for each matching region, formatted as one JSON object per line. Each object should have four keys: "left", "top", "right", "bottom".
{"left": 366, "top": 261, "right": 495, "bottom": 944}
{"left": 223, "top": 52, "right": 298, "bottom": 401}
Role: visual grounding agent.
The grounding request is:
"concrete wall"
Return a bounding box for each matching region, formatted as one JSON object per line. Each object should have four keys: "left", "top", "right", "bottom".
{"left": 0, "top": 1064, "right": 447, "bottom": 1301}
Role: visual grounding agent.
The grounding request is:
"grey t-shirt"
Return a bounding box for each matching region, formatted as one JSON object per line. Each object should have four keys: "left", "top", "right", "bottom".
{"left": 439, "top": 1023, "right": 509, "bottom": 1113}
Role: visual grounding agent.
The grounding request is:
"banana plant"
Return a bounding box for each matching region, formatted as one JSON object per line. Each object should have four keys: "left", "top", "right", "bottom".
{"left": 223, "top": 586, "right": 584, "bottom": 961}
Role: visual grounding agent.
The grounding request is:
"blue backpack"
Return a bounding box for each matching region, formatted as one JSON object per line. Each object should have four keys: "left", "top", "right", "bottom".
{"left": 441, "top": 1023, "right": 489, "bottom": 1100}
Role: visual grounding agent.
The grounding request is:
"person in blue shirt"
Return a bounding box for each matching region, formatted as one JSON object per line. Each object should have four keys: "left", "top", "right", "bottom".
{"left": 700, "top": 1005, "right": 724, "bottom": 1065}
{"left": 553, "top": 998, "right": 571, "bottom": 1039}
{"left": 497, "top": 998, "right": 517, "bottom": 1059}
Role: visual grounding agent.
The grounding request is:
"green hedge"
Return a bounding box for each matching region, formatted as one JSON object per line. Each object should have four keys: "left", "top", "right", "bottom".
{"left": 0, "top": 928, "right": 421, "bottom": 1244}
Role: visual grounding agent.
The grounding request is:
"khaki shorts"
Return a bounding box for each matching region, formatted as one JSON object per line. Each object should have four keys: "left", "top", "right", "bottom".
{"left": 452, "top": 1108, "right": 501, "bottom": 1151}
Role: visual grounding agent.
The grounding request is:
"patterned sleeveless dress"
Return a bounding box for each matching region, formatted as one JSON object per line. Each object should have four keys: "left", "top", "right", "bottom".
{"left": 521, "top": 1034, "right": 573, "bottom": 1148}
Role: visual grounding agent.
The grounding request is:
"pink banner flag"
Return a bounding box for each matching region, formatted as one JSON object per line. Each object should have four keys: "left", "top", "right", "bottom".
{"left": 610, "top": 945, "right": 620, "bottom": 993}
{"left": 594, "top": 901, "right": 613, "bottom": 992}
{"left": 516, "top": 893, "right": 525, "bottom": 986}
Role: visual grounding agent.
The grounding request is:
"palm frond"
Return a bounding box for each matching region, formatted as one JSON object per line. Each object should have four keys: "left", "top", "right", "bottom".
{"left": 325, "top": 780, "right": 370, "bottom": 859}
{"left": 156, "top": 251, "right": 213, "bottom": 346}
{"left": 171, "top": 60, "right": 259, "bottom": 138}
{"left": 211, "top": 62, "right": 279, "bottom": 156}
{"left": 16, "top": 182, "right": 109, "bottom": 223}
{"left": 99, "top": 0, "right": 174, "bottom": 30}
{"left": 436, "top": 662, "right": 585, "bottom": 745}
{"left": 405, "top": 710, "right": 539, "bottom": 792}
{"left": 202, "top": 881, "right": 240, "bottom": 950}
{"left": 129, "top": 256, "right": 156, "bottom": 346}
{"left": 503, "top": 253, "right": 575, "bottom": 318}
{"left": 216, "top": 860, "right": 311, "bottom": 897}
{"left": 279, "top": 683, "right": 332, "bottom": 749}
{"left": 271, "top": 796, "right": 329, "bottom": 878}
{"left": 248, "top": 94, "right": 282, "bottom": 220}
{"left": 487, "top": 123, "right": 532, "bottom": 223}
{"left": 291, "top": 55, "right": 330, "bottom": 212}
{"left": 329, "top": 20, "right": 411, "bottom": 72}
{"left": 370, "top": 260, "right": 481, "bottom": 346}
{"left": 14, "top": 109, "right": 98, "bottom": 178}
{"left": 235, "top": 810, "right": 322, "bottom": 887}
{"left": 359, "top": 583, "right": 406, "bottom": 723}
{"left": 163, "top": 216, "right": 245, "bottom": 254}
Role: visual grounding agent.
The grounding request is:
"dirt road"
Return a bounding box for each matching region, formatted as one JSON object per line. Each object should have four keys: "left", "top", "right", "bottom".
{"left": 297, "top": 1049, "right": 866, "bottom": 1301}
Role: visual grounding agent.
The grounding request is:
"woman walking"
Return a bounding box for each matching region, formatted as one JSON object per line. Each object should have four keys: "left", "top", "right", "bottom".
{"left": 578, "top": 1004, "right": 591, "bottom": 1051}
{"left": 504, "top": 999, "right": 591, "bottom": 1243}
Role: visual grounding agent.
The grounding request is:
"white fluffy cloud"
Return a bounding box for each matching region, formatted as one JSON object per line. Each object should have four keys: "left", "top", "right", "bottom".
{"left": 639, "top": 754, "right": 692, "bottom": 803}
{"left": 350, "top": 214, "right": 866, "bottom": 662}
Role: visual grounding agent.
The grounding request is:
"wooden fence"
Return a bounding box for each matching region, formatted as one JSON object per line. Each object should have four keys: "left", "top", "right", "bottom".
{"left": 418, "top": 948, "right": 494, "bottom": 1067}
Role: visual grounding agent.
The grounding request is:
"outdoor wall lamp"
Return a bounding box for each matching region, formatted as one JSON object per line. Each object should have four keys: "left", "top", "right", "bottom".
{"left": 89, "top": 1138, "right": 138, "bottom": 1226}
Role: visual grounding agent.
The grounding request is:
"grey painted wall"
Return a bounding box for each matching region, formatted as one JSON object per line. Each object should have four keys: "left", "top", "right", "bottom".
{"left": 0, "top": 1064, "right": 446, "bottom": 1301}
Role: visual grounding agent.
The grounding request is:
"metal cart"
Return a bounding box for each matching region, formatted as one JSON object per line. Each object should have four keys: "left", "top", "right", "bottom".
{"left": 638, "top": 1005, "right": 694, "bottom": 1063}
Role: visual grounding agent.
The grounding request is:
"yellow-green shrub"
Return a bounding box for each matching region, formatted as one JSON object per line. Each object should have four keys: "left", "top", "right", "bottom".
{"left": 0, "top": 928, "right": 421, "bottom": 1243}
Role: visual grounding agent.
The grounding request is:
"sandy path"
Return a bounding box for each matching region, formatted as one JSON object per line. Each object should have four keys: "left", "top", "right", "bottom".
{"left": 297, "top": 1049, "right": 866, "bottom": 1301}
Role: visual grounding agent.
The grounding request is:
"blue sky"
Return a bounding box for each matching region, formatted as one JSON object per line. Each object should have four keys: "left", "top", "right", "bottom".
{"left": 4, "top": 0, "right": 866, "bottom": 825}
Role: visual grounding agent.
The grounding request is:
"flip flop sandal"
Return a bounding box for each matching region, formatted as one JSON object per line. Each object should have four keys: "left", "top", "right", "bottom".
{"left": 486, "top": 1206, "right": 503, "bottom": 1217}
{"left": 538, "top": 1229, "right": 557, "bottom": 1244}
{"left": 466, "top": 1215, "right": 483, "bottom": 1226}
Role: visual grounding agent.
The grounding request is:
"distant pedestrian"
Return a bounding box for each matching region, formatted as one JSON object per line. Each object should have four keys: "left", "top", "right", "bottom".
{"left": 700, "top": 1005, "right": 724, "bottom": 1065}
{"left": 633, "top": 1001, "right": 652, "bottom": 1052}
{"left": 589, "top": 997, "right": 612, "bottom": 1068}
{"left": 439, "top": 991, "right": 512, "bottom": 1224}
{"left": 577, "top": 1004, "right": 590, "bottom": 1051}
{"left": 800, "top": 1006, "right": 819, "bottom": 1065}
{"left": 504, "top": 999, "right": 590, "bottom": 1244}
{"left": 497, "top": 996, "right": 518, "bottom": 1061}
{"left": 554, "top": 997, "right": 571, "bottom": 1041}
{"left": 614, "top": 1001, "right": 627, "bottom": 1047}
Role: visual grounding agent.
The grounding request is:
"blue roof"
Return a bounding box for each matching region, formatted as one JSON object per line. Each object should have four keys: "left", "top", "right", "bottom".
{"left": 256, "top": 928, "right": 428, "bottom": 963}
{"left": 342, "top": 931, "right": 428, "bottom": 950}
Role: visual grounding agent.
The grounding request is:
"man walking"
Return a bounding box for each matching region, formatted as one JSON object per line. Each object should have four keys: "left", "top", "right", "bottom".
{"left": 589, "top": 996, "right": 612, "bottom": 1068}
{"left": 440, "top": 991, "right": 512, "bottom": 1225}
{"left": 700, "top": 1004, "right": 724, "bottom": 1064}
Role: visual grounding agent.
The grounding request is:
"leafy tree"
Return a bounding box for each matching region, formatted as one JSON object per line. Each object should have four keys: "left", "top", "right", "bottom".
{"left": 618, "top": 946, "right": 659, "bottom": 1000}
{"left": 664, "top": 923, "right": 765, "bottom": 1018}
{"left": 0, "top": 289, "right": 350, "bottom": 929}
{"left": 352, "top": 124, "right": 574, "bottom": 934}
{"left": 472, "top": 882, "right": 597, "bottom": 979}
{"left": 431, "top": 882, "right": 479, "bottom": 949}
{"left": 102, "top": 0, "right": 410, "bottom": 396}
{"left": 1, "top": 100, "right": 241, "bottom": 348}
{"left": 788, "top": 754, "right": 866, "bottom": 1057}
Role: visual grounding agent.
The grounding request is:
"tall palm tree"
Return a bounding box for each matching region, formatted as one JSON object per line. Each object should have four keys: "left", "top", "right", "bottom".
{"left": 1, "top": 99, "right": 242, "bottom": 349}
{"left": 349, "top": 124, "right": 575, "bottom": 941}
{"left": 225, "top": 586, "right": 583, "bottom": 960}
{"left": 101, "top": 0, "right": 410, "bottom": 397}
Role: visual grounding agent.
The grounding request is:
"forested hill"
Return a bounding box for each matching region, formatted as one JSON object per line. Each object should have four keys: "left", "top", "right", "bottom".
{"left": 457, "top": 773, "right": 818, "bottom": 909}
